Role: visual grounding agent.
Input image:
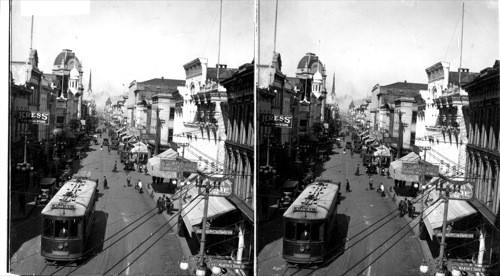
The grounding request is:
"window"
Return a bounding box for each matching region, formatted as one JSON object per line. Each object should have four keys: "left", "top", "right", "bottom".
{"left": 44, "top": 219, "right": 54, "bottom": 237}
{"left": 285, "top": 221, "right": 296, "bottom": 240}
{"left": 169, "top": 107, "right": 175, "bottom": 120}
{"left": 411, "top": 111, "right": 417, "bottom": 123}
{"left": 55, "top": 220, "right": 70, "bottom": 238}
{"left": 168, "top": 128, "right": 173, "bottom": 142}
{"left": 410, "top": 132, "right": 416, "bottom": 146}
{"left": 57, "top": 116, "right": 65, "bottom": 124}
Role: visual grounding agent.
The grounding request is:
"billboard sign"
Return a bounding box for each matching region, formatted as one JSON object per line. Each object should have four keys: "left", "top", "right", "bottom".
{"left": 402, "top": 162, "right": 439, "bottom": 176}
{"left": 260, "top": 114, "right": 292, "bottom": 128}
{"left": 160, "top": 160, "right": 198, "bottom": 172}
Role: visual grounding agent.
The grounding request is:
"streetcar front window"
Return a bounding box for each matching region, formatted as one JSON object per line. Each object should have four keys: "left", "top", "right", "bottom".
{"left": 69, "top": 218, "right": 82, "bottom": 238}
{"left": 55, "top": 220, "right": 70, "bottom": 238}
{"left": 297, "top": 223, "right": 322, "bottom": 241}
{"left": 43, "top": 219, "right": 54, "bottom": 237}
{"left": 285, "top": 221, "right": 296, "bottom": 240}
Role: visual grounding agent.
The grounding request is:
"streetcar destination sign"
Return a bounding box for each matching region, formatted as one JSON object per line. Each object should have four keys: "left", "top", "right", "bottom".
{"left": 293, "top": 206, "right": 317, "bottom": 213}
{"left": 51, "top": 203, "right": 75, "bottom": 210}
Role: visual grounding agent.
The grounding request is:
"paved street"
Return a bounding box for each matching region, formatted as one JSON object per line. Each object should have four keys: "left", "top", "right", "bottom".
{"left": 10, "top": 132, "right": 187, "bottom": 275}
{"left": 257, "top": 135, "right": 425, "bottom": 276}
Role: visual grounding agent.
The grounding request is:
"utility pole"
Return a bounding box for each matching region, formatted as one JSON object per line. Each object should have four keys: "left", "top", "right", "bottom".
{"left": 197, "top": 178, "right": 211, "bottom": 274}
{"left": 437, "top": 186, "right": 451, "bottom": 274}
{"left": 155, "top": 107, "right": 161, "bottom": 155}
{"left": 397, "top": 110, "right": 405, "bottom": 159}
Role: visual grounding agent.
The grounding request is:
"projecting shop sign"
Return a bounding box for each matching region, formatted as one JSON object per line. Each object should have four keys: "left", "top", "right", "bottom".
{"left": 17, "top": 111, "right": 50, "bottom": 125}
{"left": 160, "top": 160, "right": 198, "bottom": 172}
{"left": 260, "top": 114, "right": 292, "bottom": 128}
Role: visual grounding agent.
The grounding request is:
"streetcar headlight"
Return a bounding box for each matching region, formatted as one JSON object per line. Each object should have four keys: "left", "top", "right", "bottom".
{"left": 299, "top": 245, "right": 305, "bottom": 252}
{"left": 306, "top": 245, "right": 310, "bottom": 250}
{"left": 64, "top": 242, "right": 69, "bottom": 247}
{"left": 58, "top": 244, "right": 64, "bottom": 249}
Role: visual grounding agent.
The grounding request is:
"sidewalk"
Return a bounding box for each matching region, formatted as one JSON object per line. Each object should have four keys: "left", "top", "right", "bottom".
{"left": 363, "top": 160, "right": 435, "bottom": 266}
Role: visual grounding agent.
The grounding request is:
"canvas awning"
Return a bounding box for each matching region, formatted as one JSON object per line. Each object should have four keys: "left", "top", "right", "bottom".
{"left": 388, "top": 152, "right": 421, "bottom": 182}
{"left": 146, "top": 148, "right": 180, "bottom": 178}
{"left": 423, "top": 188, "right": 477, "bottom": 239}
{"left": 373, "top": 145, "right": 391, "bottom": 157}
{"left": 182, "top": 187, "right": 236, "bottom": 236}
{"left": 130, "top": 142, "right": 148, "bottom": 153}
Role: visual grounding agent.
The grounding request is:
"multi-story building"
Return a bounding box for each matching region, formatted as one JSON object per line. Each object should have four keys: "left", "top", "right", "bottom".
{"left": 127, "top": 77, "right": 185, "bottom": 132}
{"left": 463, "top": 60, "right": 500, "bottom": 266}
{"left": 181, "top": 58, "right": 236, "bottom": 172}
{"left": 415, "top": 62, "right": 478, "bottom": 176}
{"left": 220, "top": 62, "right": 254, "bottom": 271}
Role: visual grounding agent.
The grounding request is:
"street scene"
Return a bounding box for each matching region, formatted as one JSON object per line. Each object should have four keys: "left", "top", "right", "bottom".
{"left": 255, "top": 1, "right": 498, "bottom": 276}
{"left": 7, "top": 0, "right": 499, "bottom": 276}
{"left": 9, "top": 1, "right": 253, "bottom": 275}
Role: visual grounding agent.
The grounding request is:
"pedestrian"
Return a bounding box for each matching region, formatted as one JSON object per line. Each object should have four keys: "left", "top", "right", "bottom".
{"left": 103, "top": 176, "right": 109, "bottom": 189}
{"left": 398, "top": 200, "right": 405, "bottom": 216}
{"left": 127, "top": 175, "right": 131, "bottom": 187}
{"left": 369, "top": 177, "right": 374, "bottom": 190}
{"left": 408, "top": 201, "right": 415, "bottom": 218}
{"left": 351, "top": 149, "right": 354, "bottom": 158}
{"left": 346, "top": 179, "right": 350, "bottom": 193}
{"left": 379, "top": 183, "right": 385, "bottom": 197}
{"left": 113, "top": 160, "right": 118, "bottom": 172}
{"left": 137, "top": 180, "right": 143, "bottom": 193}
{"left": 164, "top": 195, "right": 173, "bottom": 215}
{"left": 108, "top": 146, "right": 111, "bottom": 154}
{"left": 402, "top": 198, "right": 408, "bottom": 216}
{"left": 157, "top": 196, "right": 164, "bottom": 214}
{"left": 355, "top": 164, "right": 360, "bottom": 175}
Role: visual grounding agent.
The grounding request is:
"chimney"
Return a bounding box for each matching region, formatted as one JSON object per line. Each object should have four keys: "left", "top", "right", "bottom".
{"left": 162, "top": 76, "right": 164, "bottom": 79}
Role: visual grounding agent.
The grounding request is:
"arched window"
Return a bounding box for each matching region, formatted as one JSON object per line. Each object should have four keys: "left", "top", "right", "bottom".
{"left": 190, "top": 83, "right": 195, "bottom": 96}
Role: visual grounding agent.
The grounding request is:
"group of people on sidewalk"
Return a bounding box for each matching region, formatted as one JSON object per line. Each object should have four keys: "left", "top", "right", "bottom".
{"left": 398, "top": 198, "right": 416, "bottom": 218}
{"left": 156, "top": 195, "right": 173, "bottom": 215}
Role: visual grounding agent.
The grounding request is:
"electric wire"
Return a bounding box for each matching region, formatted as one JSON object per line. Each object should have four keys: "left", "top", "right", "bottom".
{"left": 48, "top": 181, "right": 200, "bottom": 274}
{"left": 285, "top": 188, "right": 435, "bottom": 275}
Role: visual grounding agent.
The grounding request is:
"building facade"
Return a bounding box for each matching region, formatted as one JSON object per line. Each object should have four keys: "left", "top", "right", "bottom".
{"left": 463, "top": 60, "right": 500, "bottom": 266}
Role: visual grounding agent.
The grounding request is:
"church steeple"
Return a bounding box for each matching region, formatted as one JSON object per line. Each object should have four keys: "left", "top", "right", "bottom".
{"left": 87, "top": 70, "right": 93, "bottom": 98}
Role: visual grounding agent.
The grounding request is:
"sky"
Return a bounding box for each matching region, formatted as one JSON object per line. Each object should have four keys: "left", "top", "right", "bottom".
{"left": 10, "top": 1, "right": 499, "bottom": 110}
{"left": 11, "top": 0, "right": 254, "bottom": 107}
{"left": 258, "top": 0, "right": 499, "bottom": 109}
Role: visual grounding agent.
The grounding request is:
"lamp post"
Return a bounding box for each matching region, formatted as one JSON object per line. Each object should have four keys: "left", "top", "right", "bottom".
{"left": 17, "top": 128, "right": 34, "bottom": 190}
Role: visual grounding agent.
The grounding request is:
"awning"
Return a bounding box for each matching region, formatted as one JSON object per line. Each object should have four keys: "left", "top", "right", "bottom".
{"left": 423, "top": 188, "right": 477, "bottom": 239}
{"left": 388, "top": 152, "right": 421, "bottom": 182}
{"left": 373, "top": 145, "right": 391, "bottom": 157}
{"left": 182, "top": 192, "right": 236, "bottom": 237}
{"left": 130, "top": 142, "right": 149, "bottom": 153}
{"left": 146, "top": 148, "right": 180, "bottom": 178}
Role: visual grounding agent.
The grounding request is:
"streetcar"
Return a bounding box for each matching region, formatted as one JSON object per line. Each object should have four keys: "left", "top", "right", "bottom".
{"left": 282, "top": 180, "right": 340, "bottom": 264}
{"left": 40, "top": 172, "right": 98, "bottom": 262}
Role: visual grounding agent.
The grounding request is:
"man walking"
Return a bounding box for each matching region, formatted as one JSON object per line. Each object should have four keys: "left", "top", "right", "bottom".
{"left": 346, "top": 179, "right": 350, "bottom": 193}
{"left": 164, "top": 195, "right": 173, "bottom": 215}
{"left": 103, "top": 176, "right": 109, "bottom": 189}
{"left": 157, "top": 196, "right": 164, "bottom": 214}
{"left": 355, "top": 164, "right": 360, "bottom": 176}
{"left": 137, "top": 180, "right": 143, "bottom": 193}
{"left": 368, "top": 177, "right": 374, "bottom": 190}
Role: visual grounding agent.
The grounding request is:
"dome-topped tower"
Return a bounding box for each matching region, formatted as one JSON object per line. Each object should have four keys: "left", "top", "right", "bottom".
{"left": 296, "top": 52, "right": 324, "bottom": 75}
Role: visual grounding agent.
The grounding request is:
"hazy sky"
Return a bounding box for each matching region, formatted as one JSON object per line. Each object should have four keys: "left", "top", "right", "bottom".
{"left": 10, "top": 1, "right": 499, "bottom": 109}
{"left": 11, "top": 0, "right": 254, "bottom": 107}
{"left": 258, "top": 0, "right": 499, "bottom": 108}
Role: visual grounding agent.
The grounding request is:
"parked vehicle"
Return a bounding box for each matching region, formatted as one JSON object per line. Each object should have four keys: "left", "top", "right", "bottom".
{"left": 36, "top": 178, "right": 57, "bottom": 206}
{"left": 278, "top": 180, "right": 300, "bottom": 209}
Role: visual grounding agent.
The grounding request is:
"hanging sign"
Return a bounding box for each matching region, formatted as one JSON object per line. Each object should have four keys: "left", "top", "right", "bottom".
{"left": 402, "top": 162, "right": 439, "bottom": 176}
{"left": 160, "top": 160, "right": 198, "bottom": 172}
